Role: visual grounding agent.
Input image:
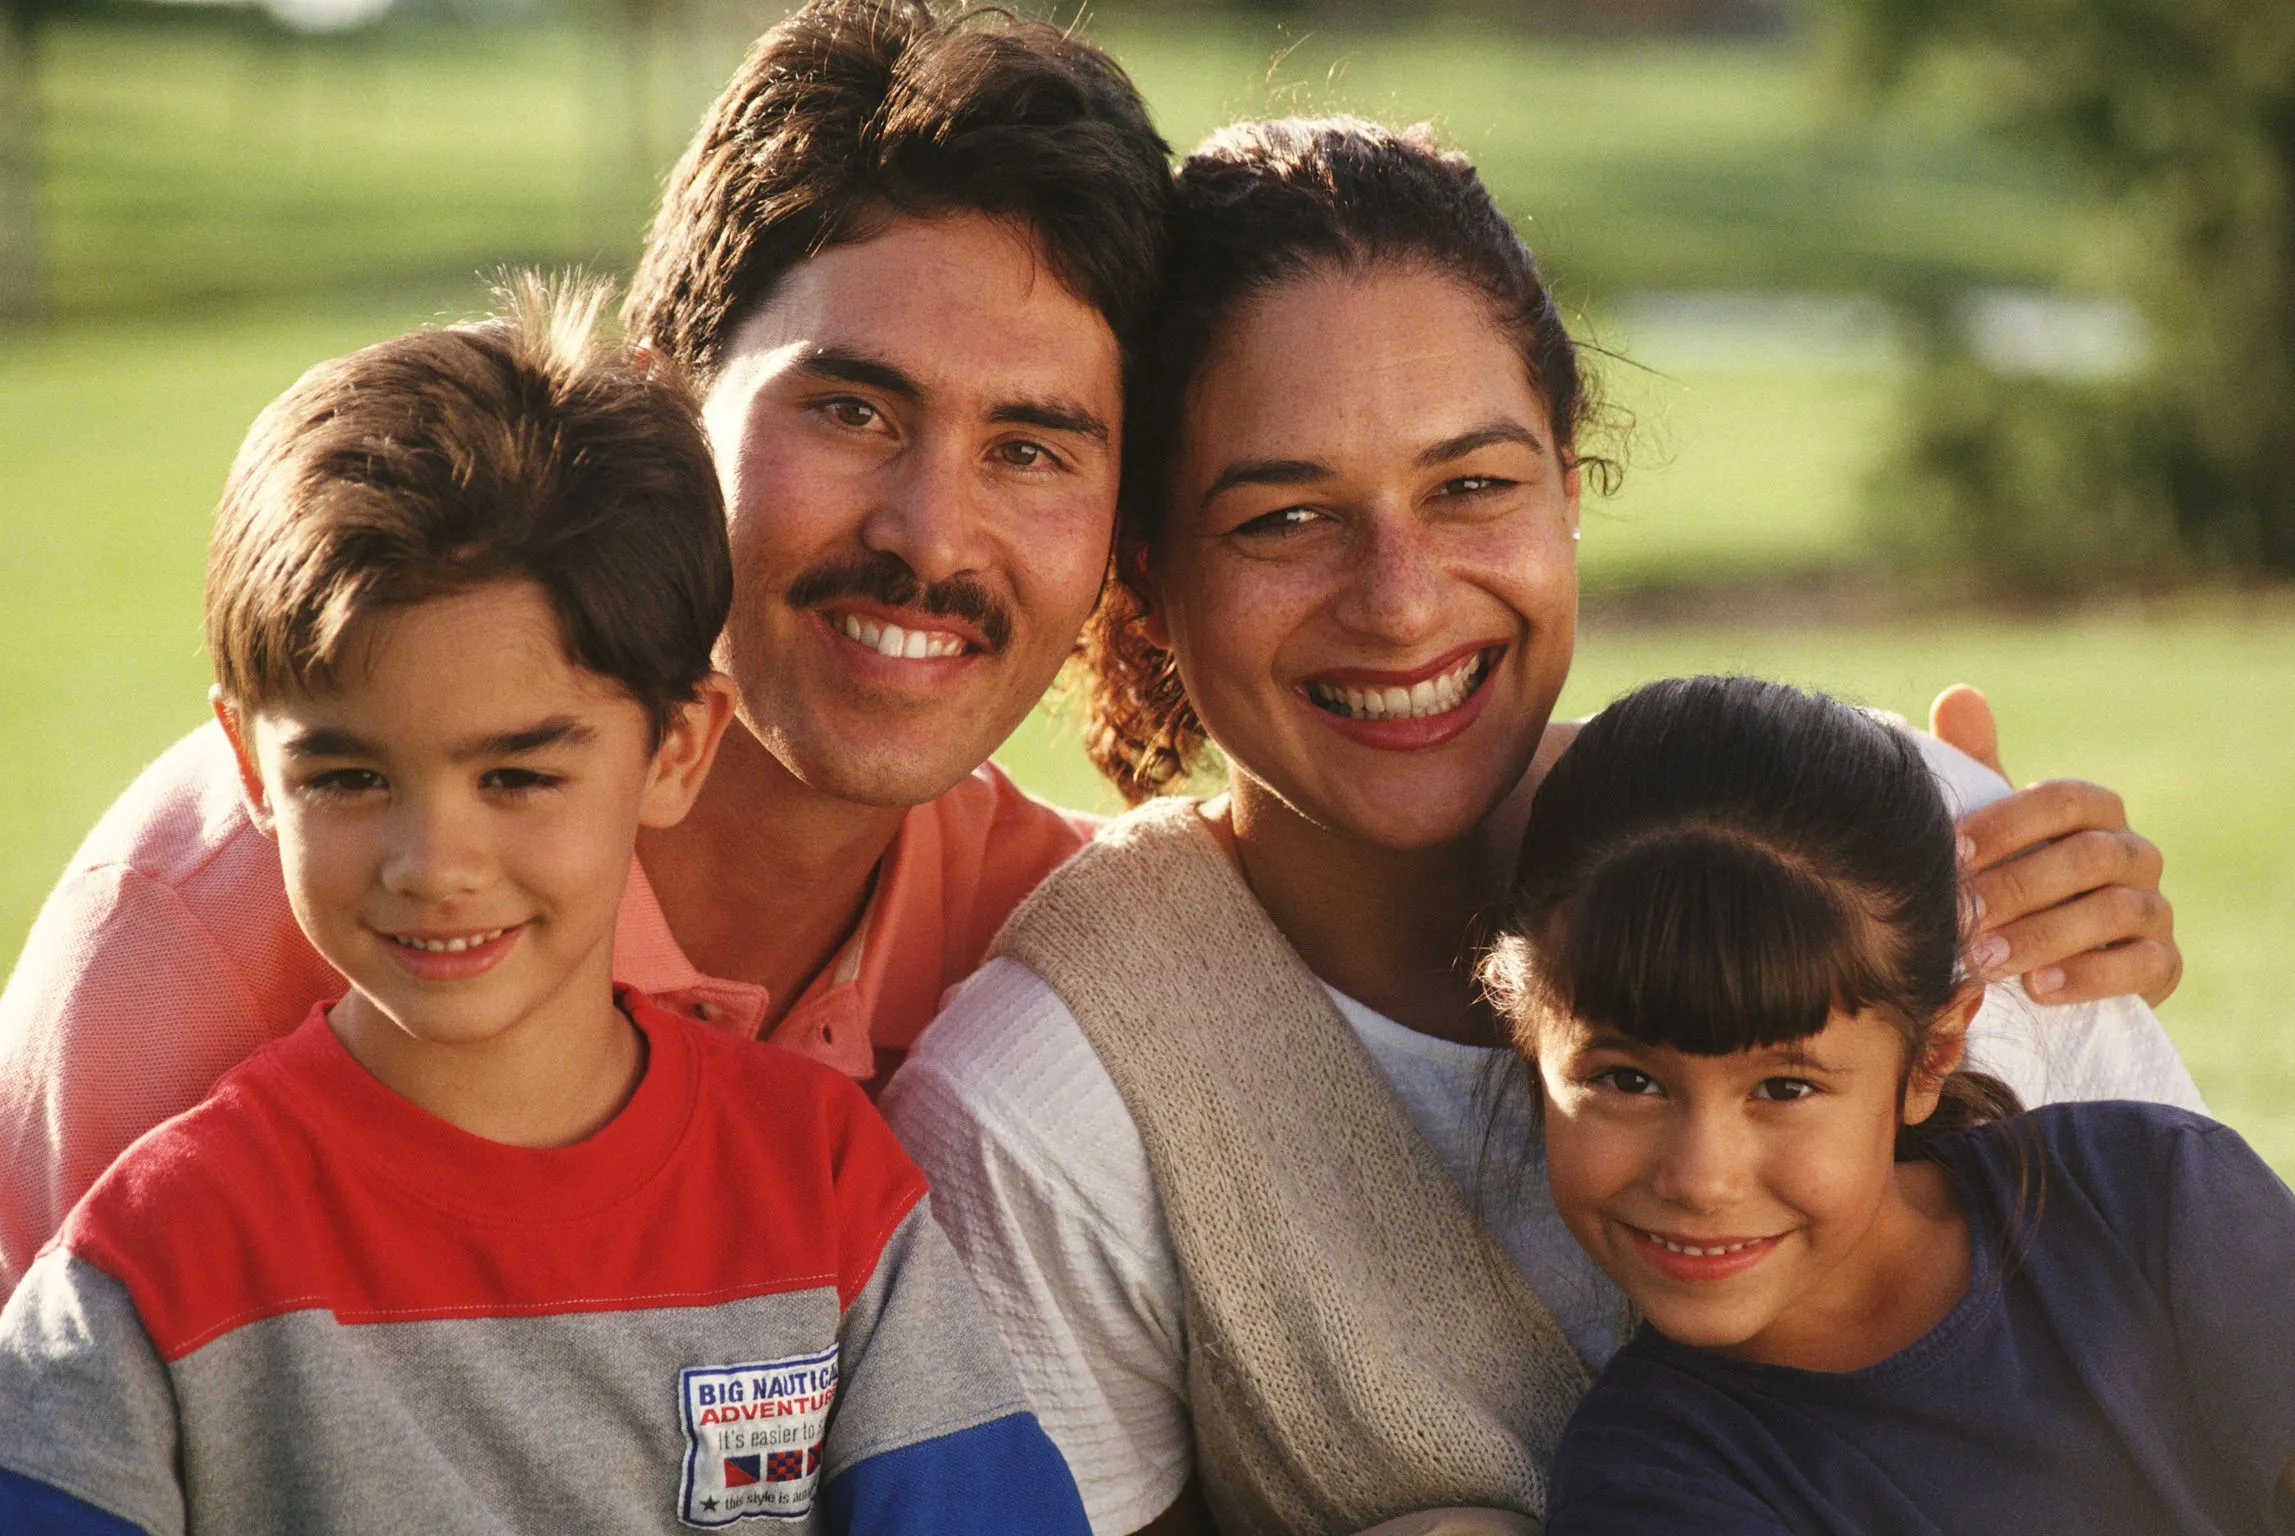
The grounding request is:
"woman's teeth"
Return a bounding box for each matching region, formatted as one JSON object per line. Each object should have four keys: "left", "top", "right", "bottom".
{"left": 1642, "top": 1230, "right": 1767, "bottom": 1258}
{"left": 835, "top": 613, "right": 966, "bottom": 659}
{"left": 1306, "top": 651, "right": 1487, "bottom": 721}
{"left": 390, "top": 928, "right": 509, "bottom": 954}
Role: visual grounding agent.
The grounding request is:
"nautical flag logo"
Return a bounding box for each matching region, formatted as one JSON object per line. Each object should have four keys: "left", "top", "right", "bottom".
{"left": 677, "top": 1347, "right": 838, "bottom": 1528}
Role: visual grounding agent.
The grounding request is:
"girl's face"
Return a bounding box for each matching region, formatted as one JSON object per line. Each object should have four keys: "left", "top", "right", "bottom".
{"left": 1530, "top": 1006, "right": 1956, "bottom": 1368}
{"left": 1149, "top": 261, "right": 1580, "bottom": 850}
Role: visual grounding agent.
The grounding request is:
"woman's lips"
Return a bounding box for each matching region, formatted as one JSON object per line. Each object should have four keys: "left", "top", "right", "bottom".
{"left": 1624, "top": 1223, "right": 1787, "bottom": 1284}
{"left": 1297, "top": 644, "right": 1500, "bottom": 751}
{"left": 377, "top": 924, "right": 524, "bottom": 983}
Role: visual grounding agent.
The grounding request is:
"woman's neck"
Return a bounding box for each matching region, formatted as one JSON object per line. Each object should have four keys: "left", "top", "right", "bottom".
{"left": 1215, "top": 771, "right": 1539, "bottom": 1047}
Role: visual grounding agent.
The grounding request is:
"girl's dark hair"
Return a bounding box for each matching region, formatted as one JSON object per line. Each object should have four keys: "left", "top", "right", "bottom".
{"left": 1483, "top": 675, "right": 2021, "bottom": 1159}
{"left": 1081, "top": 115, "right": 1616, "bottom": 804}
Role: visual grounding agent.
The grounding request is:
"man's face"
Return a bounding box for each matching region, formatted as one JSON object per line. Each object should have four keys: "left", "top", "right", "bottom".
{"left": 700, "top": 211, "right": 1123, "bottom": 808}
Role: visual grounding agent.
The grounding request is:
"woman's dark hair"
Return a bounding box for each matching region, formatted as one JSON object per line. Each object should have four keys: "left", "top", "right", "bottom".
{"left": 1081, "top": 115, "right": 1615, "bottom": 804}
{"left": 1482, "top": 675, "right": 2022, "bottom": 1159}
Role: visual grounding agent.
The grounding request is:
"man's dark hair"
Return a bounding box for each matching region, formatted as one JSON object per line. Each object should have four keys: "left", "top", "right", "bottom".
{"left": 206, "top": 274, "right": 732, "bottom": 745}
{"left": 625, "top": 0, "right": 1171, "bottom": 384}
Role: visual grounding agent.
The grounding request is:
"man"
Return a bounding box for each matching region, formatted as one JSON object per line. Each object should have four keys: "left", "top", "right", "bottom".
{"left": 0, "top": 0, "right": 1169, "bottom": 1293}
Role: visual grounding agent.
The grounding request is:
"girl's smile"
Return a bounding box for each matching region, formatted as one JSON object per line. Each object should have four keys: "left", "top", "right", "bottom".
{"left": 1533, "top": 1006, "right": 1974, "bottom": 1372}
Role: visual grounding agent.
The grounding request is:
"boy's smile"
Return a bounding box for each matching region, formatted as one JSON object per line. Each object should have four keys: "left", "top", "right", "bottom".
{"left": 1532, "top": 1007, "right": 1972, "bottom": 1371}
{"left": 219, "top": 579, "right": 728, "bottom": 1145}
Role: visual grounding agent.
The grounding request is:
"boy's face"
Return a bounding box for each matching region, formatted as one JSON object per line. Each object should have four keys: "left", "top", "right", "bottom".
{"left": 1530, "top": 1006, "right": 1955, "bottom": 1368}
{"left": 221, "top": 581, "right": 726, "bottom": 1063}
{"left": 699, "top": 211, "right": 1123, "bottom": 809}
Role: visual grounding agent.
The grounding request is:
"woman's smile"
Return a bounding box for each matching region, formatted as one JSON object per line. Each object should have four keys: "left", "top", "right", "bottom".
{"left": 1156, "top": 263, "right": 1579, "bottom": 851}
{"left": 1298, "top": 642, "right": 1504, "bottom": 750}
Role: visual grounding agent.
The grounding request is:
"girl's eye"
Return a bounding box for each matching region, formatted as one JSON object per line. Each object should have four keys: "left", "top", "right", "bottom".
{"left": 1234, "top": 505, "right": 1323, "bottom": 538}
{"left": 1592, "top": 1066, "right": 1662, "bottom": 1097}
{"left": 1752, "top": 1077, "right": 1818, "bottom": 1102}
{"left": 481, "top": 767, "right": 561, "bottom": 795}
{"left": 821, "top": 398, "right": 879, "bottom": 429}
{"left": 300, "top": 768, "right": 384, "bottom": 798}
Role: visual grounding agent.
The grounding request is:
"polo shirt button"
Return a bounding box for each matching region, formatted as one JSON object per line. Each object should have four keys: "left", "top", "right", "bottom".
{"left": 691, "top": 1002, "right": 721, "bottom": 1022}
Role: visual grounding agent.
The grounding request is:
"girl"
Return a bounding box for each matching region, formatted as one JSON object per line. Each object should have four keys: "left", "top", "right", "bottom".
{"left": 1491, "top": 675, "right": 2295, "bottom": 1535}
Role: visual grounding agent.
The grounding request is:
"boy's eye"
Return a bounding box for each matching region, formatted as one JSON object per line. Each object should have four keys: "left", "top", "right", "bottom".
{"left": 1752, "top": 1077, "right": 1817, "bottom": 1102}
{"left": 481, "top": 767, "right": 561, "bottom": 795}
{"left": 1592, "top": 1066, "right": 1662, "bottom": 1097}
{"left": 300, "top": 768, "right": 385, "bottom": 798}
{"left": 820, "top": 398, "right": 879, "bottom": 429}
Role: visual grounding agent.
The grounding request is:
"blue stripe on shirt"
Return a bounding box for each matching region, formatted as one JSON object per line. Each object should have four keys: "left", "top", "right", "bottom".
{"left": 0, "top": 1466, "right": 152, "bottom": 1535}
{"left": 823, "top": 1410, "right": 1089, "bottom": 1535}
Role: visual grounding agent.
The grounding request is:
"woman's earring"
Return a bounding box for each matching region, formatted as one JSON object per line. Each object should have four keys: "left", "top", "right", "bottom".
{"left": 1571, "top": 527, "right": 1582, "bottom": 542}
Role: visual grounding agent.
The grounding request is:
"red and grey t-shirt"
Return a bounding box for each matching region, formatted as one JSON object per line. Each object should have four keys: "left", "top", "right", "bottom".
{"left": 0, "top": 990, "right": 1087, "bottom": 1534}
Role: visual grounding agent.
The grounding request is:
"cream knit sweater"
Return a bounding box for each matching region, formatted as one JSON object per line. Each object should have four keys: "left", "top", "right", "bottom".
{"left": 993, "top": 798, "right": 1588, "bottom": 1536}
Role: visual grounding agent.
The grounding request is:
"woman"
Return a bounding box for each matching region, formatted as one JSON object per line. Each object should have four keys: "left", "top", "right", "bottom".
{"left": 881, "top": 117, "right": 2196, "bottom": 1536}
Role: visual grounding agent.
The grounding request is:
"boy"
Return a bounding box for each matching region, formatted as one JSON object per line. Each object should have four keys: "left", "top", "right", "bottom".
{"left": 0, "top": 279, "right": 1089, "bottom": 1536}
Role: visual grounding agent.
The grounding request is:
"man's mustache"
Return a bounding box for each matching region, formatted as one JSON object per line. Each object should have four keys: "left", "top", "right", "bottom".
{"left": 785, "top": 552, "right": 1013, "bottom": 653}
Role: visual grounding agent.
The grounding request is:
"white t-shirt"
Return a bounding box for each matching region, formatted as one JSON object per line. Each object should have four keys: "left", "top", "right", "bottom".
{"left": 881, "top": 737, "right": 2206, "bottom": 1536}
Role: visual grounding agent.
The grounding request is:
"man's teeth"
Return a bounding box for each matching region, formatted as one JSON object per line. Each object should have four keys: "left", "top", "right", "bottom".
{"left": 1305, "top": 652, "right": 1487, "bottom": 721}
{"left": 390, "top": 928, "right": 509, "bottom": 954}
{"left": 1644, "top": 1231, "right": 1766, "bottom": 1258}
{"left": 835, "top": 613, "right": 966, "bottom": 659}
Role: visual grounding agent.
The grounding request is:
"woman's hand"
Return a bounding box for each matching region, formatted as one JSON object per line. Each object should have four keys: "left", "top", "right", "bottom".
{"left": 1930, "top": 685, "right": 2181, "bottom": 1008}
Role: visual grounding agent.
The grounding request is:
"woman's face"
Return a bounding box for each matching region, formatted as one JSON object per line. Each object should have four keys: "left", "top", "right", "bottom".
{"left": 1151, "top": 261, "right": 1580, "bottom": 850}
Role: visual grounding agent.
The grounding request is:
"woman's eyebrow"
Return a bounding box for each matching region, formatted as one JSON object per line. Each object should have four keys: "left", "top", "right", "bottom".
{"left": 1416, "top": 422, "right": 1543, "bottom": 467}
{"left": 1200, "top": 457, "right": 1331, "bottom": 506}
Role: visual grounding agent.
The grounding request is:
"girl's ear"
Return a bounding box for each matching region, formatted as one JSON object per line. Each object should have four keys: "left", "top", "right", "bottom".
{"left": 1902, "top": 983, "right": 1983, "bottom": 1126}
{"left": 211, "top": 687, "right": 277, "bottom": 839}
{"left": 637, "top": 673, "right": 739, "bottom": 829}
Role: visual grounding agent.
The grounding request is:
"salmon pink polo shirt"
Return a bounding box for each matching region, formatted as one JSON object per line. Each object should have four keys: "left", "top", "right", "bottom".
{"left": 0, "top": 721, "right": 1096, "bottom": 1298}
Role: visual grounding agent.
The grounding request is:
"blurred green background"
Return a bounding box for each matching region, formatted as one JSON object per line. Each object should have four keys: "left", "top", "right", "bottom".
{"left": 1, "top": 4, "right": 2289, "bottom": 1166}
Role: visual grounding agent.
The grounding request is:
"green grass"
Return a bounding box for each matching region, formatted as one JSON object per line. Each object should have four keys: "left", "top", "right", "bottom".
{"left": 28, "top": 11, "right": 2106, "bottom": 319}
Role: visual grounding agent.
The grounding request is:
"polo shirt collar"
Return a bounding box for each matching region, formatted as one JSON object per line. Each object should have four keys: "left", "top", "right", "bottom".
{"left": 610, "top": 808, "right": 940, "bottom": 1082}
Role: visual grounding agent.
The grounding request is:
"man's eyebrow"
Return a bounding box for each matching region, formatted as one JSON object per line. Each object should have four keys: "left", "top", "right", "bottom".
{"left": 1416, "top": 422, "right": 1544, "bottom": 468}
{"left": 792, "top": 346, "right": 923, "bottom": 401}
{"left": 989, "top": 399, "right": 1111, "bottom": 444}
{"left": 1200, "top": 457, "right": 1333, "bottom": 507}
{"left": 454, "top": 718, "right": 597, "bottom": 761}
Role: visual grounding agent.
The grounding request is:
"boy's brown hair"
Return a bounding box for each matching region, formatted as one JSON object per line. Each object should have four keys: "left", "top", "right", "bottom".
{"left": 624, "top": 0, "right": 1172, "bottom": 384}
{"left": 204, "top": 274, "right": 732, "bottom": 741}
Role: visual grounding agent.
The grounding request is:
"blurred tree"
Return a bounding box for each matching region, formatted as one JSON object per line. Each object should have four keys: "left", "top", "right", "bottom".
{"left": 1837, "top": 0, "right": 2295, "bottom": 582}
{"left": 0, "top": 0, "right": 42, "bottom": 324}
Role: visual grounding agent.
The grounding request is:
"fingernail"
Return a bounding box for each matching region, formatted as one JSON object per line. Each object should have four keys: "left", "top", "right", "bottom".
{"left": 2029, "top": 966, "right": 2064, "bottom": 998}
{"left": 1969, "top": 891, "right": 1987, "bottom": 925}
{"left": 1971, "top": 935, "right": 2010, "bottom": 974}
{"left": 1957, "top": 835, "right": 1976, "bottom": 868}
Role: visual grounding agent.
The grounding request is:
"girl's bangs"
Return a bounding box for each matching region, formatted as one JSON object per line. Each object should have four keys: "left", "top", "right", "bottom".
{"left": 1547, "top": 829, "right": 1882, "bottom": 1055}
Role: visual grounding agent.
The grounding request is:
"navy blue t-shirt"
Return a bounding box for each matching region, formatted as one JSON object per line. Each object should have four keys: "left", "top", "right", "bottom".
{"left": 1545, "top": 1102, "right": 2295, "bottom": 1535}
